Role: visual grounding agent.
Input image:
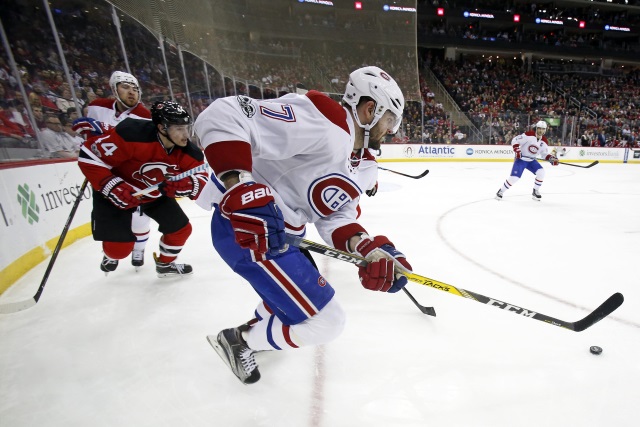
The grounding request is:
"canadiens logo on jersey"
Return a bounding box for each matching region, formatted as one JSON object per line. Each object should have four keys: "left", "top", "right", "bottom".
{"left": 308, "top": 173, "right": 361, "bottom": 217}
{"left": 318, "top": 276, "right": 327, "bottom": 287}
{"left": 132, "top": 162, "right": 180, "bottom": 196}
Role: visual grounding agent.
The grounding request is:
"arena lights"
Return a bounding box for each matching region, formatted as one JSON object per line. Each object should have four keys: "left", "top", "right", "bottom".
{"left": 383, "top": 4, "right": 417, "bottom": 12}
{"left": 298, "top": 0, "right": 335, "bottom": 5}
{"left": 535, "top": 18, "right": 563, "bottom": 25}
{"left": 605, "top": 24, "right": 631, "bottom": 31}
{"left": 437, "top": 7, "right": 444, "bottom": 16}
{"left": 464, "top": 11, "right": 495, "bottom": 19}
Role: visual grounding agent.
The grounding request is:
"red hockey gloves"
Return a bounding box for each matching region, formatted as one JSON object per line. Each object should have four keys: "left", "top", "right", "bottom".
{"left": 159, "top": 175, "right": 201, "bottom": 199}
{"left": 513, "top": 144, "right": 522, "bottom": 159}
{"left": 100, "top": 176, "right": 140, "bottom": 210}
{"left": 220, "top": 182, "right": 286, "bottom": 255}
{"left": 72, "top": 117, "right": 108, "bottom": 137}
{"left": 545, "top": 154, "right": 559, "bottom": 166}
{"left": 353, "top": 235, "right": 412, "bottom": 293}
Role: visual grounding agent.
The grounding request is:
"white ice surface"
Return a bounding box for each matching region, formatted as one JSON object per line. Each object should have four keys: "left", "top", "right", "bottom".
{"left": 1, "top": 161, "right": 639, "bottom": 427}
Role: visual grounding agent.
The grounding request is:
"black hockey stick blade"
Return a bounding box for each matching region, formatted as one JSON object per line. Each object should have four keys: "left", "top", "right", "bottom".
{"left": 558, "top": 160, "right": 599, "bottom": 168}
{"left": 287, "top": 236, "right": 624, "bottom": 332}
{"left": 570, "top": 292, "right": 623, "bottom": 332}
{"left": 403, "top": 288, "right": 436, "bottom": 317}
{"left": 378, "top": 166, "right": 430, "bottom": 179}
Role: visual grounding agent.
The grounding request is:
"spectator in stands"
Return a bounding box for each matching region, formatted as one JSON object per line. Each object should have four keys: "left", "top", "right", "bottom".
{"left": 0, "top": 101, "right": 29, "bottom": 148}
{"left": 597, "top": 129, "right": 607, "bottom": 147}
{"left": 60, "top": 114, "right": 83, "bottom": 150}
{"left": 32, "top": 105, "right": 46, "bottom": 130}
{"left": 580, "top": 130, "right": 591, "bottom": 147}
{"left": 39, "top": 114, "right": 78, "bottom": 158}
{"left": 55, "top": 86, "right": 78, "bottom": 112}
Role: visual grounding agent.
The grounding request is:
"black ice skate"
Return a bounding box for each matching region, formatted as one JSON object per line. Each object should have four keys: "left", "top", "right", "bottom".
{"left": 131, "top": 249, "right": 144, "bottom": 271}
{"left": 532, "top": 189, "right": 542, "bottom": 201}
{"left": 100, "top": 256, "right": 118, "bottom": 276}
{"left": 495, "top": 189, "right": 503, "bottom": 200}
{"left": 154, "top": 253, "right": 193, "bottom": 278}
{"left": 207, "top": 327, "right": 260, "bottom": 385}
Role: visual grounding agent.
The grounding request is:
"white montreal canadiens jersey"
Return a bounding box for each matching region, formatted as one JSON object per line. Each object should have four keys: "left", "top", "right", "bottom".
{"left": 87, "top": 98, "right": 151, "bottom": 127}
{"left": 194, "top": 93, "right": 371, "bottom": 245}
{"left": 511, "top": 130, "right": 550, "bottom": 161}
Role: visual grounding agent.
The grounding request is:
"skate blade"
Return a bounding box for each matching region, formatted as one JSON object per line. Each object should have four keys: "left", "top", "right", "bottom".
{"left": 206, "top": 335, "right": 236, "bottom": 373}
{"left": 156, "top": 272, "right": 192, "bottom": 278}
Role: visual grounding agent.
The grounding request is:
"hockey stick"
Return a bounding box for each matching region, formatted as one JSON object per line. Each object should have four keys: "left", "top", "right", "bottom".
{"left": 557, "top": 160, "right": 599, "bottom": 168}
{"left": 402, "top": 288, "right": 436, "bottom": 316}
{"left": 299, "top": 238, "right": 434, "bottom": 316}
{"left": 286, "top": 236, "right": 624, "bottom": 332}
{"left": 523, "top": 156, "right": 599, "bottom": 169}
{"left": 378, "top": 166, "right": 430, "bottom": 179}
{"left": 0, "top": 180, "right": 89, "bottom": 314}
{"left": 132, "top": 163, "right": 209, "bottom": 197}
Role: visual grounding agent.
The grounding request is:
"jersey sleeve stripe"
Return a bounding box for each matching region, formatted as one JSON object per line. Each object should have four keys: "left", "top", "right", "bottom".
{"left": 204, "top": 140, "right": 252, "bottom": 178}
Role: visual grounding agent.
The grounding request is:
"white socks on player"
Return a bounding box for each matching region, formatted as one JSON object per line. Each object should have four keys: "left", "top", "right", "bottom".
{"left": 246, "top": 298, "right": 346, "bottom": 351}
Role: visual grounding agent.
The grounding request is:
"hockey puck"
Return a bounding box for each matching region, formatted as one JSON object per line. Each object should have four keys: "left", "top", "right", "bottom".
{"left": 589, "top": 346, "right": 603, "bottom": 355}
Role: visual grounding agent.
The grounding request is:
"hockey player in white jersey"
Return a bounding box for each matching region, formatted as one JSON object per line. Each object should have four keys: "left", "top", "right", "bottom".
{"left": 495, "top": 120, "right": 559, "bottom": 201}
{"left": 194, "top": 66, "right": 413, "bottom": 384}
{"left": 72, "top": 71, "right": 153, "bottom": 270}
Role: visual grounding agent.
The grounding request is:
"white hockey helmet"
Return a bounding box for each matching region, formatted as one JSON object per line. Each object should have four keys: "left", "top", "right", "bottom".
{"left": 343, "top": 66, "right": 405, "bottom": 139}
{"left": 109, "top": 71, "right": 141, "bottom": 106}
{"left": 535, "top": 120, "right": 548, "bottom": 129}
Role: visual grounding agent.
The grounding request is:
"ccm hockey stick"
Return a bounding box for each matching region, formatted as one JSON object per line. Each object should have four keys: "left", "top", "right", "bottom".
{"left": 378, "top": 166, "right": 430, "bottom": 179}
{"left": 286, "top": 236, "right": 624, "bottom": 332}
{"left": 523, "top": 156, "right": 599, "bottom": 169}
{"left": 132, "top": 163, "right": 209, "bottom": 197}
{"left": 0, "top": 180, "right": 89, "bottom": 314}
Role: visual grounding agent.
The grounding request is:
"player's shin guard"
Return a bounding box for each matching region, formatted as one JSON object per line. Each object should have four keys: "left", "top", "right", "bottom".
{"left": 157, "top": 222, "right": 192, "bottom": 264}
{"left": 501, "top": 176, "right": 519, "bottom": 193}
{"left": 103, "top": 241, "right": 135, "bottom": 260}
{"left": 246, "top": 298, "right": 346, "bottom": 351}
{"left": 534, "top": 168, "right": 545, "bottom": 191}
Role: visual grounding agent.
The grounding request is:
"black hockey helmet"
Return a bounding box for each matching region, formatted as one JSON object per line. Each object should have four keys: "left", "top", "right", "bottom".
{"left": 151, "top": 101, "right": 192, "bottom": 127}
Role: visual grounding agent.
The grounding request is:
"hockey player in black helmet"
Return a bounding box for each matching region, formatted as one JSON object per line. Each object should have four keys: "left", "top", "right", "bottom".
{"left": 151, "top": 100, "right": 193, "bottom": 150}
{"left": 78, "top": 100, "right": 207, "bottom": 278}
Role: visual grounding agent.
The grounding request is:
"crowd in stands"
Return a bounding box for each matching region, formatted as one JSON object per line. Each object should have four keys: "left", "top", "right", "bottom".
{"left": 1, "top": 1, "right": 640, "bottom": 161}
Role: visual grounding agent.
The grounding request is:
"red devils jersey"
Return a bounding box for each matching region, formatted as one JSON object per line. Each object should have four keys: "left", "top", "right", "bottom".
{"left": 78, "top": 119, "right": 206, "bottom": 202}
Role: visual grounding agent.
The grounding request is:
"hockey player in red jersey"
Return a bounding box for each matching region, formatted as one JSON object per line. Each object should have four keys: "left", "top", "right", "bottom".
{"left": 73, "top": 71, "right": 153, "bottom": 270}
{"left": 78, "top": 101, "right": 207, "bottom": 277}
{"left": 495, "top": 120, "right": 559, "bottom": 201}
{"left": 194, "top": 66, "right": 413, "bottom": 384}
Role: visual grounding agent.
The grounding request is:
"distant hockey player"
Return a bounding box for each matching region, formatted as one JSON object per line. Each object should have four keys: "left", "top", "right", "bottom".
{"left": 495, "top": 120, "right": 558, "bottom": 201}
{"left": 78, "top": 101, "right": 207, "bottom": 277}
{"left": 72, "top": 71, "right": 152, "bottom": 270}
{"left": 194, "top": 66, "right": 413, "bottom": 384}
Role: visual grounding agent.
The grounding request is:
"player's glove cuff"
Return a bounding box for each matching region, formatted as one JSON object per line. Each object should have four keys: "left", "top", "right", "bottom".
{"left": 100, "top": 176, "right": 124, "bottom": 197}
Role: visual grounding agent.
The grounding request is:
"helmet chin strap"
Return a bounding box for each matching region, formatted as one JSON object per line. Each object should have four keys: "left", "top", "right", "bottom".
{"left": 159, "top": 126, "right": 180, "bottom": 149}
{"left": 350, "top": 105, "right": 380, "bottom": 150}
